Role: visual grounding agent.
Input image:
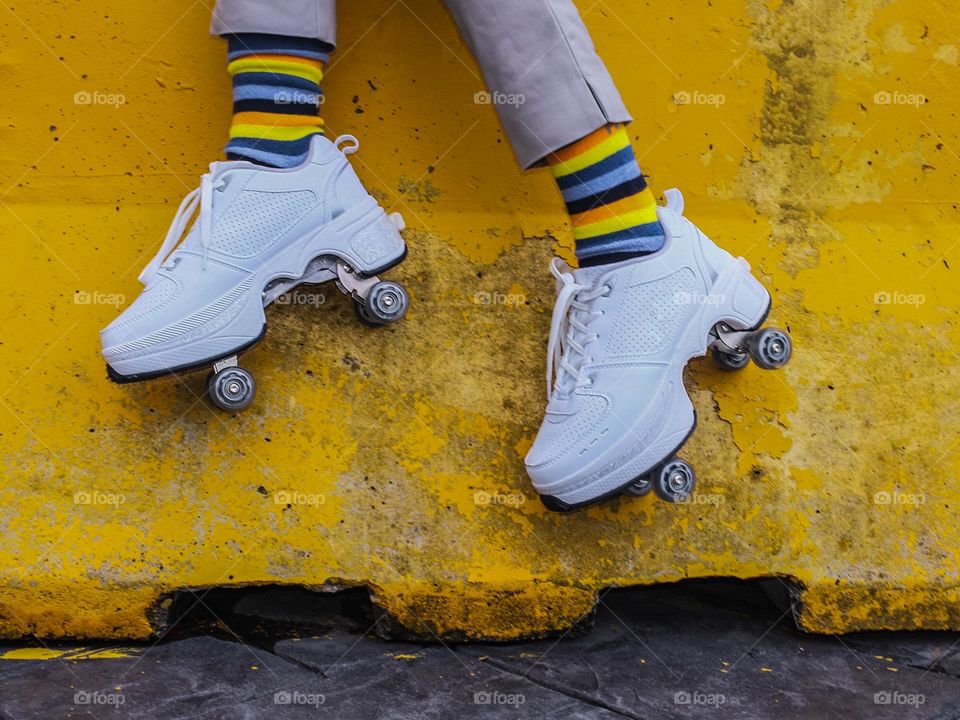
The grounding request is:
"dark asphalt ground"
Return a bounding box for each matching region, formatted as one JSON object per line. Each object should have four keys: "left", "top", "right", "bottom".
{"left": 2, "top": 580, "right": 959, "bottom": 719}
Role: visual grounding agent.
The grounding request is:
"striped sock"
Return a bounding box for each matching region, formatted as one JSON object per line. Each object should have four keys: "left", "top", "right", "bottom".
{"left": 548, "top": 124, "right": 666, "bottom": 267}
{"left": 225, "top": 33, "right": 332, "bottom": 168}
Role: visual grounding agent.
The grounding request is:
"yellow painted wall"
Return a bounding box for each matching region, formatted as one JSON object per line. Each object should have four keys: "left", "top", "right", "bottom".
{"left": 1, "top": 0, "right": 958, "bottom": 638}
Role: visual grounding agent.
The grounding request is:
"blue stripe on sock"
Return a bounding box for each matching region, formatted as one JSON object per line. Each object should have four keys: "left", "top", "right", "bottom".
{"left": 226, "top": 135, "right": 319, "bottom": 168}
{"left": 560, "top": 162, "right": 643, "bottom": 204}
{"left": 555, "top": 145, "right": 636, "bottom": 191}
{"left": 565, "top": 176, "right": 649, "bottom": 216}
{"left": 233, "top": 73, "right": 320, "bottom": 93}
{"left": 227, "top": 33, "right": 332, "bottom": 62}
{"left": 233, "top": 83, "right": 322, "bottom": 103}
{"left": 575, "top": 223, "right": 666, "bottom": 259}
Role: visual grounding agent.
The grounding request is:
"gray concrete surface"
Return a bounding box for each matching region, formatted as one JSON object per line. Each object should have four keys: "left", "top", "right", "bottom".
{"left": 2, "top": 581, "right": 960, "bottom": 719}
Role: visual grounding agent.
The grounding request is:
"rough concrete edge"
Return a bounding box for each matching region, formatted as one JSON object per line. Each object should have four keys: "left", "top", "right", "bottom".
{"left": 10, "top": 575, "right": 960, "bottom": 640}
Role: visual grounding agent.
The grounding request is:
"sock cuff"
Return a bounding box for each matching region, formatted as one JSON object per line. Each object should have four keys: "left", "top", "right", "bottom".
{"left": 227, "top": 33, "right": 332, "bottom": 63}
{"left": 226, "top": 135, "right": 318, "bottom": 168}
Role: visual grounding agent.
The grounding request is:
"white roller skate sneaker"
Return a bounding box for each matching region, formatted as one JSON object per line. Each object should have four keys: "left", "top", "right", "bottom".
{"left": 101, "top": 134, "right": 409, "bottom": 411}
{"left": 526, "top": 189, "right": 791, "bottom": 511}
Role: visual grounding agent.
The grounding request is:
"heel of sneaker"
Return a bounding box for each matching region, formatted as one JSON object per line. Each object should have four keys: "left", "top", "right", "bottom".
{"left": 346, "top": 206, "right": 407, "bottom": 276}
{"left": 719, "top": 257, "right": 772, "bottom": 331}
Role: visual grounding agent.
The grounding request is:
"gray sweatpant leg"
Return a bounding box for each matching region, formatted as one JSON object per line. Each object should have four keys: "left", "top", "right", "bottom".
{"left": 442, "top": 0, "right": 631, "bottom": 168}
{"left": 211, "top": 0, "right": 337, "bottom": 47}
{"left": 210, "top": 0, "right": 630, "bottom": 168}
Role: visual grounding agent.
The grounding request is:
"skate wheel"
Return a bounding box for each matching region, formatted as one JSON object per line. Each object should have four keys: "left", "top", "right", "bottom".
{"left": 747, "top": 327, "right": 792, "bottom": 370}
{"left": 711, "top": 346, "right": 750, "bottom": 371}
{"left": 353, "top": 299, "right": 380, "bottom": 327}
{"left": 626, "top": 474, "right": 653, "bottom": 497}
{"left": 653, "top": 458, "right": 695, "bottom": 503}
{"left": 207, "top": 366, "right": 256, "bottom": 412}
{"left": 357, "top": 281, "right": 409, "bottom": 325}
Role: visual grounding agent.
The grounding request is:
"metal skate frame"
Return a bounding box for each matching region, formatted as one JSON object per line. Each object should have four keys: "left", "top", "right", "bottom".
{"left": 260, "top": 256, "right": 383, "bottom": 308}
{"left": 709, "top": 322, "right": 753, "bottom": 356}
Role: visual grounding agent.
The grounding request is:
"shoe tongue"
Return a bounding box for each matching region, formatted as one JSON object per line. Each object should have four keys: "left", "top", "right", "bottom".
{"left": 573, "top": 263, "right": 620, "bottom": 288}
{"left": 210, "top": 158, "right": 256, "bottom": 175}
{"left": 572, "top": 265, "right": 606, "bottom": 288}
{"left": 573, "top": 255, "right": 643, "bottom": 287}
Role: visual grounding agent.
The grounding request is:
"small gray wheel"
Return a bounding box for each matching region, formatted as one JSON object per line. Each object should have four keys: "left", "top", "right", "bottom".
{"left": 359, "top": 281, "right": 408, "bottom": 325}
{"left": 747, "top": 327, "right": 792, "bottom": 370}
{"left": 653, "top": 458, "right": 695, "bottom": 503}
{"left": 711, "top": 346, "right": 750, "bottom": 371}
{"left": 626, "top": 474, "right": 654, "bottom": 497}
{"left": 354, "top": 299, "right": 380, "bottom": 327}
{"left": 207, "top": 366, "right": 256, "bottom": 412}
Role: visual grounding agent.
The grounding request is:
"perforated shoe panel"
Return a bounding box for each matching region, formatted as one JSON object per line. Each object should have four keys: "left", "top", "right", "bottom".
{"left": 606, "top": 268, "right": 698, "bottom": 357}
{"left": 212, "top": 189, "right": 318, "bottom": 258}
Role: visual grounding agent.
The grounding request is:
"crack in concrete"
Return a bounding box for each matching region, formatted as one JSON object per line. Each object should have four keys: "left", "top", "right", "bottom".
{"left": 905, "top": 661, "right": 960, "bottom": 681}
{"left": 478, "top": 655, "right": 651, "bottom": 720}
{"left": 269, "top": 644, "right": 335, "bottom": 678}
{"left": 270, "top": 635, "right": 648, "bottom": 718}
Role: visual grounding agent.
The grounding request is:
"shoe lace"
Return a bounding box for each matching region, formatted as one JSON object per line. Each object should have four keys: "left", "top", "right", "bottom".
{"left": 546, "top": 258, "right": 610, "bottom": 398}
{"left": 138, "top": 169, "right": 227, "bottom": 285}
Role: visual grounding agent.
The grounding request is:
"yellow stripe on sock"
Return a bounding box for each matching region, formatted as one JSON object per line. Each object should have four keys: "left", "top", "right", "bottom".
{"left": 572, "top": 207, "right": 661, "bottom": 240}
{"left": 232, "top": 112, "right": 324, "bottom": 127}
{"left": 229, "top": 124, "right": 323, "bottom": 142}
{"left": 550, "top": 127, "right": 630, "bottom": 179}
{"left": 238, "top": 53, "right": 325, "bottom": 67}
{"left": 569, "top": 190, "right": 656, "bottom": 227}
{"left": 228, "top": 56, "right": 324, "bottom": 84}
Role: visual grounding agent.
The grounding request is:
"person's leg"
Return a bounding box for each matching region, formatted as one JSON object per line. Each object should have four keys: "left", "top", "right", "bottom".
{"left": 546, "top": 123, "right": 664, "bottom": 267}
{"left": 444, "top": 0, "right": 627, "bottom": 170}
{"left": 443, "top": 0, "right": 790, "bottom": 511}
{"left": 212, "top": 0, "right": 337, "bottom": 167}
{"left": 442, "top": 0, "right": 664, "bottom": 267}
{"left": 103, "top": 0, "right": 411, "bottom": 403}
